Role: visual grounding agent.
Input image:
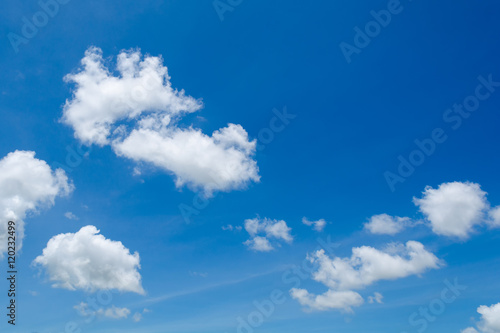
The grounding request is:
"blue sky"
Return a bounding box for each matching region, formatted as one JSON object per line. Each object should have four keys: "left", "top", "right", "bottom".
{"left": 1, "top": 0, "right": 500, "bottom": 332}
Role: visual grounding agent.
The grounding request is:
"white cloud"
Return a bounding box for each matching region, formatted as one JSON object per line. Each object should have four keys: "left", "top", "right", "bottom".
{"left": 477, "top": 303, "right": 500, "bottom": 333}
{"left": 488, "top": 206, "right": 500, "bottom": 228}
{"left": 290, "top": 241, "right": 440, "bottom": 312}
{"left": 99, "top": 306, "right": 131, "bottom": 319}
{"left": 368, "top": 292, "right": 383, "bottom": 304}
{"left": 62, "top": 47, "right": 259, "bottom": 195}
{"left": 33, "top": 225, "right": 144, "bottom": 294}
{"left": 364, "top": 214, "right": 411, "bottom": 235}
{"left": 462, "top": 302, "right": 500, "bottom": 333}
{"left": 222, "top": 224, "right": 242, "bottom": 231}
{"left": 244, "top": 236, "right": 274, "bottom": 252}
{"left": 74, "top": 303, "right": 131, "bottom": 320}
{"left": 302, "top": 217, "right": 327, "bottom": 232}
{"left": 0, "top": 150, "right": 73, "bottom": 256}
{"left": 290, "top": 288, "right": 364, "bottom": 312}
{"left": 64, "top": 211, "right": 79, "bottom": 220}
{"left": 413, "top": 182, "right": 489, "bottom": 238}
{"left": 243, "top": 217, "right": 293, "bottom": 252}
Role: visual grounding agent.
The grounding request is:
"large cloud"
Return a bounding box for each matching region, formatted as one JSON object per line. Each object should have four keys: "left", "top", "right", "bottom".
{"left": 290, "top": 241, "right": 441, "bottom": 312}
{"left": 0, "top": 150, "right": 73, "bottom": 256}
{"left": 413, "top": 182, "right": 489, "bottom": 238}
{"left": 462, "top": 302, "right": 500, "bottom": 333}
{"left": 33, "top": 225, "right": 144, "bottom": 294}
{"left": 62, "top": 47, "right": 259, "bottom": 195}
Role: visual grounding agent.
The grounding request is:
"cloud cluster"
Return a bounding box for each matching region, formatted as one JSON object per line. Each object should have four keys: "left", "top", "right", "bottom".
{"left": 364, "top": 181, "right": 500, "bottom": 239}
{"left": 62, "top": 47, "right": 259, "bottom": 195}
{"left": 462, "top": 302, "right": 500, "bottom": 333}
{"left": 0, "top": 150, "right": 73, "bottom": 256}
{"left": 33, "top": 225, "right": 144, "bottom": 294}
{"left": 243, "top": 217, "right": 293, "bottom": 252}
{"left": 302, "top": 217, "right": 327, "bottom": 232}
{"left": 290, "top": 241, "right": 441, "bottom": 312}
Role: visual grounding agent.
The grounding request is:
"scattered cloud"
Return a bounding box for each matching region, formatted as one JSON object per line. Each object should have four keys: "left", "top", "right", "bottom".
{"left": 74, "top": 303, "right": 131, "bottom": 320}
{"left": 290, "top": 241, "right": 441, "bottom": 312}
{"left": 364, "top": 214, "right": 412, "bottom": 235}
{"left": 243, "top": 217, "right": 293, "bottom": 252}
{"left": 62, "top": 47, "right": 259, "bottom": 195}
{"left": 64, "top": 211, "right": 79, "bottom": 220}
{"left": 222, "top": 224, "right": 242, "bottom": 231}
{"left": 414, "top": 182, "right": 489, "bottom": 238}
{"left": 0, "top": 150, "right": 73, "bottom": 256}
{"left": 488, "top": 206, "right": 500, "bottom": 228}
{"left": 189, "top": 271, "right": 208, "bottom": 278}
{"left": 302, "top": 217, "right": 327, "bottom": 232}
{"left": 367, "top": 292, "right": 383, "bottom": 304}
{"left": 33, "top": 225, "right": 144, "bottom": 294}
{"left": 132, "top": 312, "right": 142, "bottom": 322}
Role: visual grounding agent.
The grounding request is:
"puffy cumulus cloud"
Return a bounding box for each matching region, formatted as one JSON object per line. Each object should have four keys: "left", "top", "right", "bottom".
{"left": 413, "top": 182, "right": 489, "bottom": 238}
{"left": 478, "top": 303, "right": 500, "bottom": 333}
{"left": 290, "top": 288, "right": 364, "bottom": 313}
{"left": 0, "top": 150, "right": 73, "bottom": 256}
{"left": 462, "top": 302, "right": 500, "bottom": 333}
{"left": 290, "top": 241, "right": 440, "bottom": 312}
{"left": 62, "top": 47, "right": 259, "bottom": 195}
{"left": 243, "top": 217, "right": 293, "bottom": 252}
{"left": 302, "top": 217, "right": 327, "bottom": 232}
{"left": 244, "top": 236, "right": 274, "bottom": 252}
{"left": 364, "top": 214, "right": 411, "bottom": 235}
{"left": 33, "top": 225, "right": 144, "bottom": 294}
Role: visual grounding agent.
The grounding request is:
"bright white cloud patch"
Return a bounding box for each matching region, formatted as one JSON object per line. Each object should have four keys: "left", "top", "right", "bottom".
{"left": 364, "top": 214, "right": 411, "bottom": 235}
{"left": 413, "top": 182, "right": 489, "bottom": 238}
{"left": 290, "top": 241, "right": 440, "bottom": 312}
{"left": 33, "top": 225, "right": 144, "bottom": 294}
{"left": 62, "top": 47, "right": 259, "bottom": 195}
{"left": 243, "top": 217, "right": 293, "bottom": 252}
{"left": 368, "top": 292, "right": 384, "bottom": 304}
{"left": 302, "top": 217, "right": 327, "bottom": 232}
{"left": 462, "top": 302, "right": 500, "bottom": 333}
{"left": 0, "top": 150, "right": 73, "bottom": 256}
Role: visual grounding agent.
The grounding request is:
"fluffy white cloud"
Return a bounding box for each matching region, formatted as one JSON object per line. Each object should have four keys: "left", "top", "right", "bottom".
{"left": 243, "top": 217, "right": 293, "bottom": 252}
{"left": 462, "top": 302, "right": 500, "bottom": 333}
{"left": 33, "top": 225, "right": 144, "bottom": 294}
{"left": 244, "top": 236, "right": 274, "bottom": 252}
{"left": 0, "top": 150, "right": 73, "bottom": 256}
{"left": 302, "top": 217, "right": 327, "bottom": 232}
{"left": 478, "top": 303, "right": 500, "bottom": 333}
{"left": 364, "top": 214, "right": 411, "bottom": 235}
{"left": 290, "top": 288, "right": 364, "bottom": 312}
{"left": 62, "top": 47, "right": 259, "bottom": 195}
{"left": 291, "top": 241, "right": 440, "bottom": 312}
{"left": 413, "top": 182, "right": 488, "bottom": 238}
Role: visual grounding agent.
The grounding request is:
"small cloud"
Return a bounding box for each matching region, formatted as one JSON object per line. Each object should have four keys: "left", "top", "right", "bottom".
{"left": 222, "top": 224, "right": 242, "bottom": 231}
{"left": 368, "top": 292, "right": 383, "bottom": 304}
{"left": 243, "top": 217, "right": 293, "bottom": 252}
{"left": 302, "top": 217, "right": 327, "bottom": 232}
{"left": 132, "top": 312, "right": 142, "bottom": 322}
{"left": 28, "top": 290, "right": 39, "bottom": 296}
{"left": 64, "top": 212, "right": 79, "bottom": 220}
{"left": 189, "top": 271, "right": 208, "bottom": 278}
